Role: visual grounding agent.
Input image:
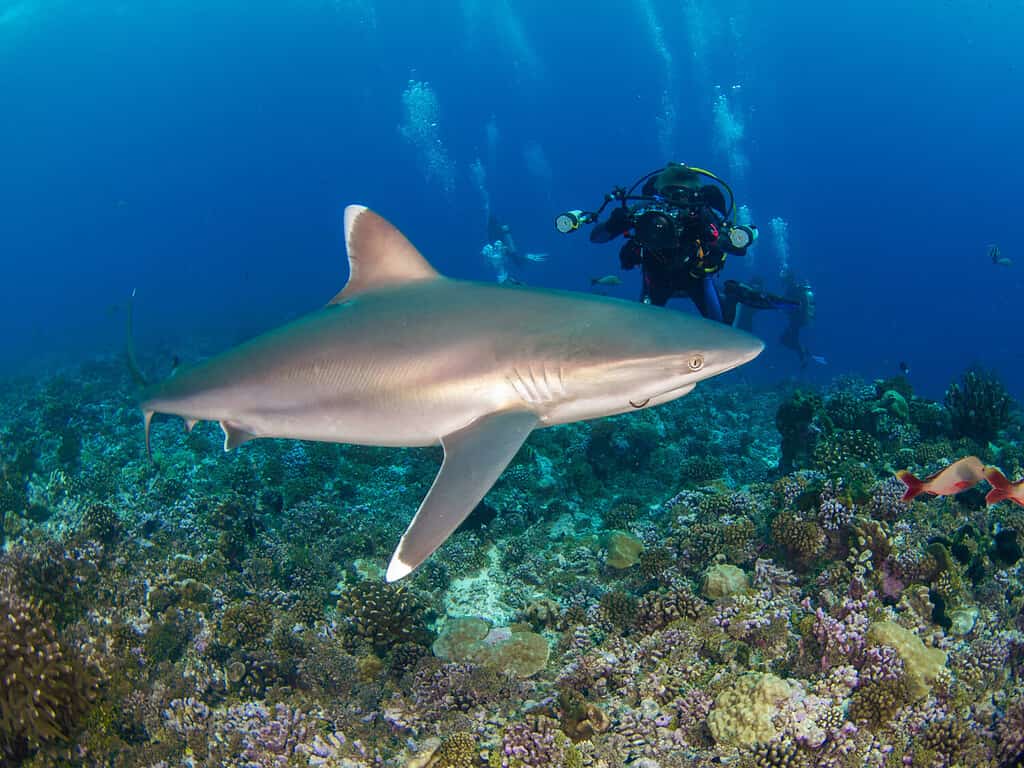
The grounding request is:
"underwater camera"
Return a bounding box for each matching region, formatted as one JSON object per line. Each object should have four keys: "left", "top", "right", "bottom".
{"left": 554, "top": 163, "right": 751, "bottom": 252}
{"left": 630, "top": 202, "right": 698, "bottom": 252}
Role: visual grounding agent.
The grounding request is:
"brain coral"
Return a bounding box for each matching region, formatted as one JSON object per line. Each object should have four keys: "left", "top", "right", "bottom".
{"left": 706, "top": 672, "right": 793, "bottom": 747}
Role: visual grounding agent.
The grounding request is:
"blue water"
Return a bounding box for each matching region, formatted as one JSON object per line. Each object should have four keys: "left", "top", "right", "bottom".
{"left": 2, "top": 0, "right": 1022, "bottom": 400}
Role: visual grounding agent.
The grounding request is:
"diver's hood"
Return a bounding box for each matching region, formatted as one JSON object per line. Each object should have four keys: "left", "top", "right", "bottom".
{"left": 653, "top": 164, "right": 701, "bottom": 193}
{"left": 652, "top": 183, "right": 728, "bottom": 216}
{"left": 647, "top": 166, "right": 725, "bottom": 213}
{"left": 696, "top": 184, "right": 727, "bottom": 215}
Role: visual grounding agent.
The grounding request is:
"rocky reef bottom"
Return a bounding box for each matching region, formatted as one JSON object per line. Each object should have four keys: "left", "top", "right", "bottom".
{"left": 0, "top": 358, "right": 1022, "bottom": 767}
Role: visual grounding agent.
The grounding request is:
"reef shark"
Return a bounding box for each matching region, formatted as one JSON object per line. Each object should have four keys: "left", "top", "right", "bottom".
{"left": 140, "top": 206, "right": 763, "bottom": 581}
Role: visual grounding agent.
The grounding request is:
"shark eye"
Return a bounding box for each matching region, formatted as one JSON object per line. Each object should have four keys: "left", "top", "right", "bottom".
{"left": 687, "top": 354, "right": 705, "bottom": 371}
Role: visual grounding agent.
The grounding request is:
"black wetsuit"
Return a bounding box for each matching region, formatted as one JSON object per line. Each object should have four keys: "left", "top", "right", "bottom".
{"left": 590, "top": 201, "right": 749, "bottom": 323}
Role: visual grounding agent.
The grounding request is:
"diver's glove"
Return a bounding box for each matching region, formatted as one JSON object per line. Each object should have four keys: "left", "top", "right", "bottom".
{"left": 590, "top": 206, "right": 631, "bottom": 243}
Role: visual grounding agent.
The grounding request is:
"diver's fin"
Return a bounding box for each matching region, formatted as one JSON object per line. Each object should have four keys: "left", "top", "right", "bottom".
{"left": 385, "top": 410, "right": 538, "bottom": 582}
{"left": 329, "top": 206, "right": 441, "bottom": 305}
{"left": 220, "top": 421, "right": 255, "bottom": 451}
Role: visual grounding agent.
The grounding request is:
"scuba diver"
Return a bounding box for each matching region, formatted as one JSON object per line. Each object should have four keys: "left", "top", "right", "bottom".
{"left": 778, "top": 271, "right": 823, "bottom": 368}
{"left": 726, "top": 270, "right": 821, "bottom": 367}
{"left": 555, "top": 162, "right": 819, "bottom": 366}
{"left": 482, "top": 214, "right": 546, "bottom": 284}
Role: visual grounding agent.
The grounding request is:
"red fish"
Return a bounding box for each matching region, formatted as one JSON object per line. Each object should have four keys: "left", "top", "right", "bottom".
{"left": 895, "top": 456, "right": 985, "bottom": 501}
{"left": 982, "top": 466, "right": 1024, "bottom": 507}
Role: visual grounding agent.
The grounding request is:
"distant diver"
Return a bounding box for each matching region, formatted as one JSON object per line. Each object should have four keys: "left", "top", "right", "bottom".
{"left": 990, "top": 243, "right": 1012, "bottom": 267}
{"left": 482, "top": 214, "right": 547, "bottom": 284}
{"left": 557, "top": 162, "right": 820, "bottom": 366}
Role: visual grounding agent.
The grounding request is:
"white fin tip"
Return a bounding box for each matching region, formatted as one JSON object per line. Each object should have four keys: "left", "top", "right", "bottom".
{"left": 385, "top": 556, "right": 414, "bottom": 583}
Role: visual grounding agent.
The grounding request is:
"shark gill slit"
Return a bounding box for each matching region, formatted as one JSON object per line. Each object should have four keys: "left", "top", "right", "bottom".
{"left": 541, "top": 363, "right": 556, "bottom": 401}
{"left": 526, "top": 367, "right": 542, "bottom": 402}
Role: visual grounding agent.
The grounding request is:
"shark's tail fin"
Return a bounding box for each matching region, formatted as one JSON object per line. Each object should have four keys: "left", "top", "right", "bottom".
{"left": 126, "top": 288, "right": 149, "bottom": 387}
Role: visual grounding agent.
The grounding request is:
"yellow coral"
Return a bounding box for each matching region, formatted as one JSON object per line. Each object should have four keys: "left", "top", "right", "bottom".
{"left": 866, "top": 621, "right": 947, "bottom": 700}
{"left": 707, "top": 673, "right": 793, "bottom": 747}
{"left": 431, "top": 731, "right": 478, "bottom": 768}
{"left": 605, "top": 530, "right": 644, "bottom": 569}
{"left": 432, "top": 619, "right": 549, "bottom": 678}
{"left": 702, "top": 563, "right": 750, "bottom": 601}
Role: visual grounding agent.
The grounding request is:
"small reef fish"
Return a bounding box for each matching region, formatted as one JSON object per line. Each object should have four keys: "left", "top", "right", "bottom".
{"left": 895, "top": 455, "right": 985, "bottom": 501}
{"left": 591, "top": 275, "right": 622, "bottom": 287}
{"left": 982, "top": 465, "right": 1024, "bottom": 507}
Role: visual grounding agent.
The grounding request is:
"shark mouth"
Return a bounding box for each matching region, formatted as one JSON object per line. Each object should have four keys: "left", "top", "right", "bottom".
{"left": 630, "top": 381, "right": 696, "bottom": 410}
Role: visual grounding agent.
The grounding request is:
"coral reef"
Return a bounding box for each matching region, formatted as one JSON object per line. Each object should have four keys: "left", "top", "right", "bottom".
{"left": 0, "top": 359, "right": 1020, "bottom": 766}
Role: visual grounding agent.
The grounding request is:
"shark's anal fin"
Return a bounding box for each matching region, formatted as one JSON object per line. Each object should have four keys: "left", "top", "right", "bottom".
{"left": 220, "top": 421, "right": 255, "bottom": 451}
{"left": 143, "top": 410, "right": 154, "bottom": 461}
{"left": 385, "top": 410, "right": 538, "bottom": 582}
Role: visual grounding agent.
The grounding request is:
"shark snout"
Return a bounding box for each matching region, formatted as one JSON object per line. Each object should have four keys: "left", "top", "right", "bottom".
{"left": 737, "top": 335, "right": 765, "bottom": 366}
{"left": 700, "top": 328, "right": 764, "bottom": 378}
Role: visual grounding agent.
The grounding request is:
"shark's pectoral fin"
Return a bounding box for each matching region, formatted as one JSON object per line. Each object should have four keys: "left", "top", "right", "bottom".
{"left": 385, "top": 410, "right": 538, "bottom": 582}
{"left": 220, "top": 421, "right": 255, "bottom": 451}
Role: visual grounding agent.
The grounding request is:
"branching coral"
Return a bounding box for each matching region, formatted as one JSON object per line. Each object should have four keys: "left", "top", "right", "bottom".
{"left": 771, "top": 512, "right": 825, "bottom": 564}
{"left": 219, "top": 599, "right": 273, "bottom": 648}
{"left": 489, "top": 715, "right": 579, "bottom": 768}
{"left": 431, "top": 731, "right": 480, "bottom": 767}
{"left": 944, "top": 366, "right": 1014, "bottom": 442}
{"left": 0, "top": 585, "right": 96, "bottom": 758}
{"left": 335, "top": 580, "right": 432, "bottom": 651}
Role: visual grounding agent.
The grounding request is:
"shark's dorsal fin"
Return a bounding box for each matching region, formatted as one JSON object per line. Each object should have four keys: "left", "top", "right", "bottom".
{"left": 329, "top": 205, "right": 441, "bottom": 305}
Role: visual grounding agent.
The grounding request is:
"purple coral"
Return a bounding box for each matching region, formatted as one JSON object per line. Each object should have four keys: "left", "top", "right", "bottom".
{"left": 863, "top": 476, "right": 910, "bottom": 521}
{"left": 998, "top": 697, "right": 1024, "bottom": 766}
{"left": 496, "top": 716, "right": 565, "bottom": 767}
{"left": 672, "top": 689, "right": 713, "bottom": 733}
{"left": 216, "top": 703, "right": 313, "bottom": 767}
{"left": 809, "top": 602, "right": 869, "bottom": 671}
{"left": 753, "top": 558, "right": 798, "bottom": 597}
{"left": 859, "top": 645, "right": 904, "bottom": 685}
{"left": 819, "top": 480, "right": 854, "bottom": 531}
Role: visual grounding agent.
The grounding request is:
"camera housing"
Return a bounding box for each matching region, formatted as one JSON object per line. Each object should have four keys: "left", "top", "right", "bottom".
{"left": 631, "top": 203, "right": 699, "bottom": 253}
